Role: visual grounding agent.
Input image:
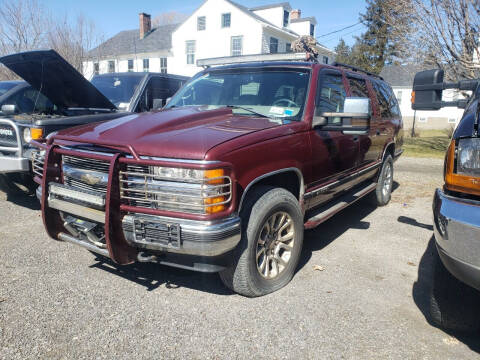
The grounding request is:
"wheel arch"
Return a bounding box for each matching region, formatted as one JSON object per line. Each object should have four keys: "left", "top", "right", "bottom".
{"left": 238, "top": 168, "right": 304, "bottom": 212}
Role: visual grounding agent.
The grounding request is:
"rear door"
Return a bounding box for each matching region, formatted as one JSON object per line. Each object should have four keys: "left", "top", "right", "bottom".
{"left": 346, "top": 73, "right": 380, "bottom": 165}
{"left": 307, "top": 68, "right": 360, "bottom": 207}
{"left": 371, "top": 79, "right": 394, "bottom": 159}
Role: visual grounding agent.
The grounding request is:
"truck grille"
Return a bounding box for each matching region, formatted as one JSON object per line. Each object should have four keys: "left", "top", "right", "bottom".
{"left": 0, "top": 123, "right": 17, "bottom": 148}
{"left": 31, "top": 149, "right": 45, "bottom": 178}
{"left": 62, "top": 155, "right": 110, "bottom": 194}
{"left": 119, "top": 164, "right": 232, "bottom": 215}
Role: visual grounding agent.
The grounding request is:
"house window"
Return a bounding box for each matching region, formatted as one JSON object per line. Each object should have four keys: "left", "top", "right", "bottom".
{"left": 222, "top": 13, "right": 231, "bottom": 28}
{"left": 143, "top": 58, "right": 149, "bottom": 72}
{"left": 108, "top": 60, "right": 115, "bottom": 73}
{"left": 322, "top": 56, "right": 329, "bottom": 64}
{"left": 448, "top": 118, "right": 456, "bottom": 124}
{"left": 310, "top": 24, "right": 315, "bottom": 36}
{"left": 128, "top": 59, "right": 134, "bottom": 72}
{"left": 283, "top": 10, "right": 289, "bottom": 27}
{"left": 197, "top": 16, "right": 206, "bottom": 31}
{"left": 419, "top": 117, "right": 427, "bottom": 123}
{"left": 93, "top": 62, "right": 99, "bottom": 75}
{"left": 186, "top": 40, "right": 196, "bottom": 65}
{"left": 231, "top": 36, "right": 243, "bottom": 56}
{"left": 396, "top": 90, "right": 402, "bottom": 105}
{"left": 160, "top": 57, "right": 167, "bottom": 73}
{"left": 286, "top": 43, "right": 291, "bottom": 52}
{"left": 269, "top": 37, "right": 278, "bottom": 54}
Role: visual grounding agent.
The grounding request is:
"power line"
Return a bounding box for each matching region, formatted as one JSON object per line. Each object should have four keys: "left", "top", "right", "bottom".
{"left": 316, "top": 22, "right": 363, "bottom": 38}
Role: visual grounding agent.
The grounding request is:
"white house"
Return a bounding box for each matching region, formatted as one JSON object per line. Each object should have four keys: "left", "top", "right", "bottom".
{"left": 83, "top": 0, "right": 335, "bottom": 79}
{"left": 380, "top": 64, "right": 465, "bottom": 131}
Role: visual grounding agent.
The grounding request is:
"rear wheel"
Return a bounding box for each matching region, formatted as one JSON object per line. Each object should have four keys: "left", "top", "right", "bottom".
{"left": 219, "top": 186, "right": 304, "bottom": 297}
{"left": 370, "top": 154, "right": 393, "bottom": 206}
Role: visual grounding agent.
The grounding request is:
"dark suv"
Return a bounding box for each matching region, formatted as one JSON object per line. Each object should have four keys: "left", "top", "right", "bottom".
{"left": 0, "top": 50, "right": 187, "bottom": 178}
{"left": 32, "top": 53, "right": 403, "bottom": 297}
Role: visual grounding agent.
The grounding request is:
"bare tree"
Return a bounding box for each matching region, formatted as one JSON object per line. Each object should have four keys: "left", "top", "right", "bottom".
{"left": 389, "top": 0, "right": 480, "bottom": 80}
{"left": 0, "top": 0, "right": 50, "bottom": 79}
{"left": 152, "top": 11, "right": 188, "bottom": 27}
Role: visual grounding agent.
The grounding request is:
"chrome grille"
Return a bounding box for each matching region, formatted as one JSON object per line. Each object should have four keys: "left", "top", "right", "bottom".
{"left": 62, "top": 155, "right": 110, "bottom": 194}
{"left": 120, "top": 164, "right": 232, "bottom": 214}
{"left": 0, "top": 123, "right": 17, "bottom": 147}
{"left": 31, "top": 149, "right": 45, "bottom": 178}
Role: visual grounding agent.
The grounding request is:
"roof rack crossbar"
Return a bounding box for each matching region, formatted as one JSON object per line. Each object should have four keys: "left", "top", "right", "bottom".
{"left": 332, "top": 62, "right": 384, "bottom": 80}
{"left": 197, "top": 52, "right": 311, "bottom": 68}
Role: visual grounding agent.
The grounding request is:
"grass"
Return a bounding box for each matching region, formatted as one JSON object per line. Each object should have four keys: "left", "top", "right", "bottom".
{"left": 402, "top": 130, "right": 451, "bottom": 158}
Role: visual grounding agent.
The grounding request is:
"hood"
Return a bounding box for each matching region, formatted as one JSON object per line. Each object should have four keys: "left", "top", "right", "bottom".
{"left": 56, "top": 107, "right": 282, "bottom": 159}
{"left": 0, "top": 50, "right": 116, "bottom": 111}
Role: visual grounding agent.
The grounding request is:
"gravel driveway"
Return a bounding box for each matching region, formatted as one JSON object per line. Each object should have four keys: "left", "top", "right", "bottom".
{"left": 1, "top": 156, "right": 479, "bottom": 359}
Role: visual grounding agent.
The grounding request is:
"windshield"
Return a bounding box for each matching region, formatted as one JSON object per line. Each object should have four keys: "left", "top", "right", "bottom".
{"left": 91, "top": 74, "right": 143, "bottom": 109}
{"left": 0, "top": 82, "right": 19, "bottom": 97}
{"left": 165, "top": 69, "right": 310, "bottom": 121}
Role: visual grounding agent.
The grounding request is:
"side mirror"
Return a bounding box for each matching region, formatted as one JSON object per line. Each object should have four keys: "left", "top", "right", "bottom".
{"left": 1, "top": 104, "right": 17, "bottom": 115}
{"left": 152, "top": 98, "right": 163, "bottom": 110}
{"left": 165, "top": 97, "right": 172, "bottom": 105}
{"left": 412, "top": 69, "right": 444, "bottom": 110}
{"left": 313, "top": 97, "right": 370, "bottom": 134}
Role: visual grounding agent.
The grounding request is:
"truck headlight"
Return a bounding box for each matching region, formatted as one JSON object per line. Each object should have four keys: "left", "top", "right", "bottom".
{"left": 457, "top": 138, "right": 480, "bottom": 176}
{"left": 445, "top": 139, "right": 480, "bottom": 196}
{"left": 23, "top": 128, "right": 44, "bottom": 143}
{"left": 121, "top": 166, "right": 232, "bottom": 214}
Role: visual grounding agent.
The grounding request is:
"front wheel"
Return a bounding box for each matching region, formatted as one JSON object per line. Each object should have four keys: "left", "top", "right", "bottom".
{"left": 219, "top": 186, "right": 304, "bottom": 297}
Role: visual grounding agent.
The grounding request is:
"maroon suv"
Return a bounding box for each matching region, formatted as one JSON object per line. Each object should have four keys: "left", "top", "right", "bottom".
{"left": 32, "top": 55, "right": 403, "bottom": 297}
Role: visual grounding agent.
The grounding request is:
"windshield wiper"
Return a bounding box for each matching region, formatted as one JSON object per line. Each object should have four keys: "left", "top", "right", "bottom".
{"left": 225, "top": 105, "right": 270, "bottom": 118}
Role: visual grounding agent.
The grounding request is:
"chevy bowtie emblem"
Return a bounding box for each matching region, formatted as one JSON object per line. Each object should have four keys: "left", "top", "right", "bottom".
{"left": 81, "top": 173, "right": 103, "bottom": 185}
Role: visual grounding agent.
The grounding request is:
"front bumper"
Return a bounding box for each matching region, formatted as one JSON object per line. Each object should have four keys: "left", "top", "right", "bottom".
{"left": 0, "top": 154, "right": 30, "bottom": 173}
{"left": 433, "top": 188, "right": 480, "bottom": 290}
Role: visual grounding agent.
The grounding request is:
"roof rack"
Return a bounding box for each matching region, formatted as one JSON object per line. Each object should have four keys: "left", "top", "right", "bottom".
{"left": 332, "top": 62, "right": 384, "bottom": 80}
{"left": 197, "top": 52, "right": 311, "bottom": 68}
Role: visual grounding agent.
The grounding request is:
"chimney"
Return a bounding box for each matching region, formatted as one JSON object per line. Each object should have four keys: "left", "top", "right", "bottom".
{"left": 290, "top": 9, "right": 301, "bottom": 20}
{"left": 139, "top": 12, "right": 151, "bottom": 39}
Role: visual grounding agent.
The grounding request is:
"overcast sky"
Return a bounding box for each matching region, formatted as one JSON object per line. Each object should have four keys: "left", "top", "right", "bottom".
{"left": 45, "top": 0, "right": 367, "bottom": 48}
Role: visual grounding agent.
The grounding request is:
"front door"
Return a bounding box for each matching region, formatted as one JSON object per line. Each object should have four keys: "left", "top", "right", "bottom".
{"left": 307, "top": 69, "right": 359, "bottom": 208}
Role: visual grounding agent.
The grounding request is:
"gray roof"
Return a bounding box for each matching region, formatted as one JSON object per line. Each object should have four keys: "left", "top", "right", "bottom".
{"left": 380, "top": 64, "right": 426, "bottom": 87}
{"left": 87, "top": 24, "right": 177, "bottom": 59}
{"left": 249, "top": 2, "right": 291, "bottom": 11}
{"left": 291, "top": 17, "right": 317, "bottom": 24}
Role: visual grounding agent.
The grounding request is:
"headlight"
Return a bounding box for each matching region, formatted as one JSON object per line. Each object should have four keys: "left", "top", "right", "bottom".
{"left": 457, "top": 138, "right": 480, "bottom": 176}
{"left": 23, "top": 128, "right": 31, "bottom": 143}
{"left": 445, "top": 139, "right": 480, "bottom": 196}
{"left": 121, "top": 166, "right": 232, "bottom": 214}
{"left": 23, "top": 127, "right": 44, "bottom": 143}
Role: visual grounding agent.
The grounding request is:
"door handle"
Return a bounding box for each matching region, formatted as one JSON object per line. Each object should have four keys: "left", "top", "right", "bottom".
{"left": 353, "top": 136, "right": 359, "bottom": 142}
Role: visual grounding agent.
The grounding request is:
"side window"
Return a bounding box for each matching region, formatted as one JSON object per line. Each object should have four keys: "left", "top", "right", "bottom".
{"left": 347, "top": 76, "right": 369, "bottom": 98}
{"left": 372, "top": 80, "right": 391, "bottom": 118}
{"left": 6, "top": 88, "right": 53, "bottom": 114}
{"left": 315, "top": 72, "right": 346, "bottom": 120}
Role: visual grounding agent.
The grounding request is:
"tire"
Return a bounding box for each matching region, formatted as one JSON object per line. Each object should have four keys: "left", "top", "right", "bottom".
{"left": 429, "top": 248, "right": 480, "bottom": 332}
{"left": 219, "top": 186, "right": 304, "bottom": 297}
{"left": 370, "top": 154, "right": 393, "bottom": 206}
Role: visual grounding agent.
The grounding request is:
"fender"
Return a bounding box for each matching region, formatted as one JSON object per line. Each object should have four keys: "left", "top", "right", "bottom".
{"left": 238, "top": 167, "right": 305, "bottom": 212}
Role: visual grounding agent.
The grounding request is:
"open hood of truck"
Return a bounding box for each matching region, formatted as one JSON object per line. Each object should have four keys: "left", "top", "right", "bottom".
{"left": 56, "top": 106, "right": 282, "bottom": 159}
{"left": 0, "top": 50, "right": 116, "bottom": 111}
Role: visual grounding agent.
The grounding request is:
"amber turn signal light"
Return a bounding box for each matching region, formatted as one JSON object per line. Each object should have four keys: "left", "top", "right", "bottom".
{"left": 445, "top": 140, "right": 480, "bottom": 196}
{"left": 205, "top": 168, "right": 227, "bottom": 214}
{"left": 410, "top": 91, "right": 415, "bottom": 105}
{"left": 31, "top": 128, "right": 44, "bottom": 140}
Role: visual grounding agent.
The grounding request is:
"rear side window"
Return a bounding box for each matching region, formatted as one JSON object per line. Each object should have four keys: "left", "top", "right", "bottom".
{"left": 316, "top": 72, "right": 346, "bottom": 115}
{"left": 347, "top": 76, "right": 369, "bottom": 98}
{"left": 372, "top": 80, "right": 392, "bottom": 118}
